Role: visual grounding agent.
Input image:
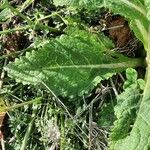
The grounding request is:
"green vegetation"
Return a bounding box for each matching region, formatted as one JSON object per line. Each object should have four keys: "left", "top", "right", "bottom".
{"left": 0, "top": 0, "right": 150, "bottom": 150}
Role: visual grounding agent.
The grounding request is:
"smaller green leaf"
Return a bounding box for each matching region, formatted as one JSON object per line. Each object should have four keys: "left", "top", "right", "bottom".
{"left": 0, "top": 8, "right": 10, "bottom": 22}
{"left": 126, "top": 68, "right": 137, "bottom": 82}
{"left": 137, "top": 79, "right": 145, "bottom": 90}
{"left": 123, "top": 68, "right": 138, "bottom": 89}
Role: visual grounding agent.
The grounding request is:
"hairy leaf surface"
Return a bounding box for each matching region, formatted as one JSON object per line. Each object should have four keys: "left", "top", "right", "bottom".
{"left": 0, "top": 8, "right": 10, "bottom": 22}
{"left": 145, "top": 0, "right": 150, "bottom": 21}
{"left": 110, "top": 68, "right": 150, "bottom": 150}
{"left": 110, "top": 68, "right": 142, "bottom": 142}
{"left": 5, "top": 28, "right": 142, "bottom": 97}
{"left": 53, "top": 0, "right": 104, "bottom": 9}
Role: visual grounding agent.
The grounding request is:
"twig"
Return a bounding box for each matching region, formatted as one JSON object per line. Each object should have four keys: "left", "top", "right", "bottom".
{"left": 110, "top": 78, "right": 118, "bottom": 96}
{"left": 0, "top": 47, "right": 32, "bottom": 60}
{"left": 19, "top": 0, "right": 35, "bottom": 12}
{"left": 0, "top": 135, "right": 5, "bottom": 150}
{"left": 88, "top": 102, "right": 93, "bottom": 150}
{"left": 73, "top": 94, "right": 101, "bottom": 119}
{"left": 118, "top": 73, "right": 125, "bottom": 82}
{"left": 0, "top": 25, "right": 32, "bottom": 35}
{"left": 0, "top": 59, "right": 7, "bottom": 90}
{"left": 5, "top": 97, "right": 42, "bottom": 111}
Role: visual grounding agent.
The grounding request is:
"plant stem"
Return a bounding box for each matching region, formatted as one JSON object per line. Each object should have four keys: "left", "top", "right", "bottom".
{"left": 20, "top": 116, "right": 36, "bottom": 150}
{"left": 142, "top": 26, "right": 150, "bottom": 102}
{"left": 19, "top": 0, "right": 35, "bottom": 12}
{"left": 110, "top": 78, "right": 118, "bottom": 96}
{"left": 4, "top": 2, "right": 60, "bottom": 33}
{"left": 0, "top": 59, "right": 7, "bottom": 90}
{"left": 0, "top": 47, "right": 32, "bottom": 60}
{"left": 60, "top": 114, "right": 65, "bottom": 150}
{"left": 142, "top": 65, "right": 150, "bottom": 101}
{"left": 0, "top": 137, "right": 5, "bottom": 150}
{"left": 5, "top": 97, "right": 42, "bottom": 111}
{"left": 0, "top": 25, "right": 31, "bottom": 35}
{"left": 89, "top": 102, "right": 93, "bottom": 150}
{"left": 38, "top": 12, "right": 68, "bottom": 25}
{"left": 6, "top": 4, "right": 32, "bottom": 24}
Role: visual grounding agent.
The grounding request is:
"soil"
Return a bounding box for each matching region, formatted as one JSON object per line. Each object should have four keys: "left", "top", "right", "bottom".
{"left": 107, "top": 16, "right": 131, "bottom": 48}
{"left": 1, "top": 21, "right": 28, "bottom": 60}
{"left": 105, "top": 15, "right": 141, "bottom": 57}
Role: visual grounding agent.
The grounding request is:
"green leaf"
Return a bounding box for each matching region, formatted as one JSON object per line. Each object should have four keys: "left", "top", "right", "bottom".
{"left": 104, "top": 0, "right": 147, "bottom": 19}
{"left": 53, "top": 0, "right": 104, "bottom": 9}
{"left": 110, "top": 68, "right": 150, "bottom": 150}
{"left": 98, "top": 103, "right": 115, "bottom": 127}
{"left": 104, "top": 0, "right": 149, "bottom": 50}
{"left": 0, "top": 8, "right": 11, "bottom": 22}
{"left": 5, "top": 28, "right": 143, "bottom": 97}
{"left": 110, "top": 69, "right": 142, "bottom": 142}
{"left": 145, "top": 0, "right": 150, "bottom": 21}
{"left": 123, "top": 68, "right": 138, "bottom": 89}
{"left": 137, "top": 79, "right": 145, "bottom": 90}
{"left": 126, "top": 68, "right": 137, "bottom": 82}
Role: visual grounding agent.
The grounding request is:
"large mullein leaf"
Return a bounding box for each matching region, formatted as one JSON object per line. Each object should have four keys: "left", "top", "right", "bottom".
{"left": 5, "top": 28, "right": 143, "bottom": 97}
{"left": 104, "top": 0, "right": 147, "bottom": 20}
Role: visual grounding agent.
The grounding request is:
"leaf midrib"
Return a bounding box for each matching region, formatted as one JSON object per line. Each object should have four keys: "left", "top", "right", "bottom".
{"left": 42, "top": 59, "right": 144, "bottom": 70}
